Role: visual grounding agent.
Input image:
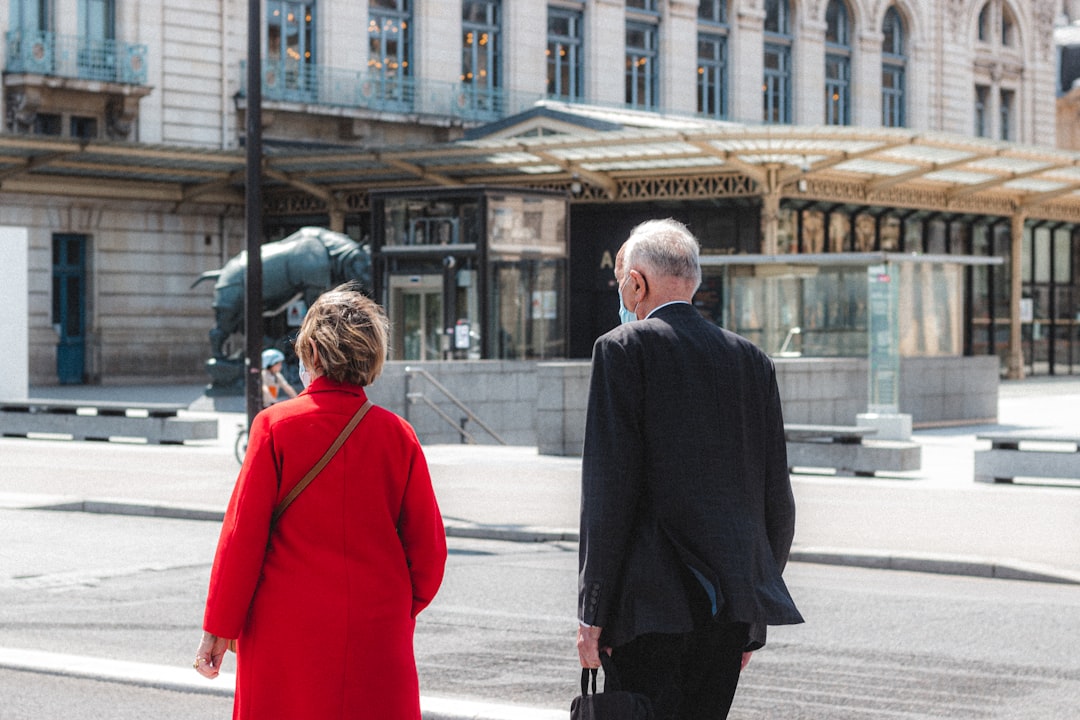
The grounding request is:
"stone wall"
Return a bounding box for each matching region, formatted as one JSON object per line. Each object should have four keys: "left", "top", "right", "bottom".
{"left": 363, "top": 356, "right": 1000, "bottom": 455}
{"left": 2, "top": 193, "right": 239, "bottom": 386}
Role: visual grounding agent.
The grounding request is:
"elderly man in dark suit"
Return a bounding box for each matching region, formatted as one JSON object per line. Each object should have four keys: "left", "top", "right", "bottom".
{"left": 577, "top": 218, "right": 804, "bottom": 719}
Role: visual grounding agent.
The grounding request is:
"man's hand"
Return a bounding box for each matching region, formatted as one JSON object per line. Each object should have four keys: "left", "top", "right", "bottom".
{"left": 576, "top": 624, "right": 605, "bottom": 668}
{"left": 741, "top": 651, "right": 753, "bottom": 671}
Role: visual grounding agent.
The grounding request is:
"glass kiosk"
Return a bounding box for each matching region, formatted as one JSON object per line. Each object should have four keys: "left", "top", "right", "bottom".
{"left": 370, "top": 187, "right": 569, "bottom": 361}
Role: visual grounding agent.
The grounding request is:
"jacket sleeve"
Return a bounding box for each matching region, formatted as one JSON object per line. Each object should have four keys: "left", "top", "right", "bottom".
{"left": 203, "top": 411, "right": 278, "bottom": 639}
{"left": 762, "top": 361, "right": 796, "bottom": 573}
{"left": 578, "top": 334, "right": 646, "bottom": 628}
{"left": 746, "top": 361, "right": 798, "bottom": 651}
{"left": 397, "top": 436, "right": 447, "bottom": 618}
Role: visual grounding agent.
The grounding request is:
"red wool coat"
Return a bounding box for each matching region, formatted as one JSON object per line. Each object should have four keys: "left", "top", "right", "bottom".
{"left": 203, "top": 378, "right": 447, "bottom": 720}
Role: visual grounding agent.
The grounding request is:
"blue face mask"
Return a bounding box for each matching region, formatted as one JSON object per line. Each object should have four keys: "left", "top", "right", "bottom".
{"left": 618, "top": 275, "right": 637, "bottom": 324}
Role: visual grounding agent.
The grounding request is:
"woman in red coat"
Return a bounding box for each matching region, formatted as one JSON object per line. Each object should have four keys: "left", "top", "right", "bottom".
{"left": 194, "top": 284, "right": 447, "bottom": 720}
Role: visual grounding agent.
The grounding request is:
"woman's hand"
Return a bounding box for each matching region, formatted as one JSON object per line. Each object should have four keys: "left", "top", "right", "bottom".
{"left": 193, "top": 631, "right": 230, "bottom": 679}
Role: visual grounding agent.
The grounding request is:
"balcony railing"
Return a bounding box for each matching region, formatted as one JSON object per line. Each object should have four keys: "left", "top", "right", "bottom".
{"left": 5, "top": 30, "right": 148, "bottom": 85}
{"left": 239, "top": 59, "right": 541, "bottom": 124}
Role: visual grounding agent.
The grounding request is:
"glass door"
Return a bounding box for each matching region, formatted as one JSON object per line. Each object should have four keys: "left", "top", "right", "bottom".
{"left": 79, "top": 0, "right": 115, "bottom": 80}
{"left": 267, "top": 1, "right": 315, "bottom": 101}
{"left": 390, "top": 274, "right": 443, "bottom": 360}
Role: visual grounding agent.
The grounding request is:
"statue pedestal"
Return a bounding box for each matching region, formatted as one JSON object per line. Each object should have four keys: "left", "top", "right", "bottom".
{"left": 205, "top": 357, "right": 245, "bottom": 396}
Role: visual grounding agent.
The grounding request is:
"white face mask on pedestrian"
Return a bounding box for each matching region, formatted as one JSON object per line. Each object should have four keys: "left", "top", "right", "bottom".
{"left": 298, "top": 361, "right": 312, "bottom": 388}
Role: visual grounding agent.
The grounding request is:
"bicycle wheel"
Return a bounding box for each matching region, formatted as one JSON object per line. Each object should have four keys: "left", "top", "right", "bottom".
{"left": 234, "top": 429, "right": 249, "bottom": 464}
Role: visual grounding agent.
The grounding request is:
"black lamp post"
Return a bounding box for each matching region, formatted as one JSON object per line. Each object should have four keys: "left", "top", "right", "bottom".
{"left": 244, "top": 0, "right": 264, "bottom": 427}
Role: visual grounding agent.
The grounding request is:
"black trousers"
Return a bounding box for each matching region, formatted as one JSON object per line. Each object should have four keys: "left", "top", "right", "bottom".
{"left": 608, "top": 621, "right": 749, "bottom": 720}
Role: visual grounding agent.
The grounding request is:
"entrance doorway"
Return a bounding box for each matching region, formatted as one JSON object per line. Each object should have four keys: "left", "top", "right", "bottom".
{"left": 390, "top": 274, "right": 443, "bottom": 361}
{"left": 52, "top": 234, "right": 87, "bottom": 384}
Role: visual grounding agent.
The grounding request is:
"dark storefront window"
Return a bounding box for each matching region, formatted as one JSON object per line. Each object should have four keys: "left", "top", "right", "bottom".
{"left": 372, "top": 188, "right": 567, "bottom": 361}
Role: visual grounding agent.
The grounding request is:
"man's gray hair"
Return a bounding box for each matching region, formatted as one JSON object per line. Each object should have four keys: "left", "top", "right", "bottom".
{"left": 624, "top": 218, "right": 702, "bottom": 290}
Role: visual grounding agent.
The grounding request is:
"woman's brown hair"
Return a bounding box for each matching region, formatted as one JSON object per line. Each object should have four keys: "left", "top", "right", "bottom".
{"left": 294, "top": 282, "right": 389, "bottom": 387}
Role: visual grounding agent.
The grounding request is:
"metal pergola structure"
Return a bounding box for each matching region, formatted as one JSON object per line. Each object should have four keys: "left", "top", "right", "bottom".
{"left": 5, "top": 106, "right": 1080, "bottom": 377}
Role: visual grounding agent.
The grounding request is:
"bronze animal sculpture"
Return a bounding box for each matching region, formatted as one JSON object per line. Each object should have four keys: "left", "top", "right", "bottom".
{"left": 192, "top": 227, "right": 371, "bottom": 359}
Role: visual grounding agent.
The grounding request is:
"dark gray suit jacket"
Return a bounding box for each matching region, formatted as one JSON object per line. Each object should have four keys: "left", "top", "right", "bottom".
{"left": 578, "top": 302, "right": 803, "bottom": 650}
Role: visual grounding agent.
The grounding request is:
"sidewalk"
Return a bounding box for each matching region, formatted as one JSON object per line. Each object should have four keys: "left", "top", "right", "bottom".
{"left": 3, "top": 377, "right": 1079, "bottom": 718}
{"left": 19, "top": 377, "right": 1080, "bottom": 583}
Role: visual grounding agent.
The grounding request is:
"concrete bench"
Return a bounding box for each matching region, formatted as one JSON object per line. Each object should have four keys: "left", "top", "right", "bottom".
{"left": 0, "top": 400, "right": 218, "bottom": 445}
{"left": 974, "top": 433, "right": 1080, "bottom": 485}
{"left": 785, "top": 424, "right": 922, "bottom": 477}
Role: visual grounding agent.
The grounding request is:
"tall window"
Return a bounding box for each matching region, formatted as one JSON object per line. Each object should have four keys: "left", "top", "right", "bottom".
{"left": 697, "top": 0, "right": 728, "bottom": 118}
{"left": 973, "top": 1, "right": 1021, "bottom": 140}
{"left": 369, "top": 3, "right": 411, "bottom": 83}
{"left": 999, "top": 89, "right": 1014, "bottom": 140}
{"left": 80, "top": 0, "right": 114, "bottom": 41}
{"left": 13, "top": 0, "right": 49, "bottom": 32}
{"left": 267, "top": 1, "right": 316, "bottom": 98}
{"left": 78, "top": 0, "right": 115, "bottom": 80}
{"left": 369, "top": 0, "right": 411, "bottom": 105}
{"left": 763, "top": 0, "right": 792, "bottom": 124}
{"left": 626, "top": 21, "right": 659, "bottom": 109}
{"left": 547, "top": 6, "right": 583, "bottom": 100}
{"left": 697, "top": 0, "right": 725, "bottom": 23}
{"left": 881, "top": 6, "right": 905, "bottom": 127}
{"left": 824, "top": 1, "right": 851, "bottom": 125}
{"left": 462, "top": 0, "right": 501, "bottom": 109}
{"left": 975, "top": 84, "right": 989, "bottom": 137}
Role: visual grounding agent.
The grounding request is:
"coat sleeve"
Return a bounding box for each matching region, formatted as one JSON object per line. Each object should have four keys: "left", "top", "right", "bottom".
{"left": 747, "top": 361, "right": 798, "bottom": 651}
{"left": 762, "top": 361, "right": 796, "bottom": 572}
{"left": 397, "top": 436, "right": 447, "bottom": 618}
{"left": 578, "top": 334, "right": 646, "bottom": 628}
{"left": 202, "top": 411, "right": 278, "bottom": 639}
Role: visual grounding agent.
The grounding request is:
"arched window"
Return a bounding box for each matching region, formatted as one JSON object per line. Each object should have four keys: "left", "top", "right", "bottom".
{"left": 972, "top": 1, "right": 1021, "bottom": 140}
{"left": 763, "top": 0, "right": 792, "bottom": 123}
{"left": 881, "top": 6, "right": 906, "bottom": 127}
{"left": 1001, "top": 5, "right": 1015, "bottom": 47}
{"left": 977, "top": 3, "right": 990, "bottom": 42}
{"left": 825, "top": 0, "right": 851, "bottom": 125}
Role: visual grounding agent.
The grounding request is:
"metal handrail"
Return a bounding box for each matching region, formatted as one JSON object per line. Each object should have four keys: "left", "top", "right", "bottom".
{"left": 404, "top": 366, "right": 506, "bottom": 445}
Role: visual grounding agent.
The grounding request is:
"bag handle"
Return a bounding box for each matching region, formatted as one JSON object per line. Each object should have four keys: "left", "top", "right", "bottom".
{"left": 579, "top": 651, "right": 622, "bottom": 696}
{"left": 580, "top": 667, "right": 598, "bottom": 696}
{"left": 271, "top": 399, "right": 372, "bottom": 526}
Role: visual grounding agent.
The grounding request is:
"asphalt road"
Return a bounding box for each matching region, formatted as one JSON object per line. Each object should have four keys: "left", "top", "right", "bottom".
{"left": 2, "top": 508, "right": 1079, "bottom": 719}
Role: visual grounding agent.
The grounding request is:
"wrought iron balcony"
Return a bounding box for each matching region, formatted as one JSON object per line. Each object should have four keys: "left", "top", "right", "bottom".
{"left": 239, "top": 59, "right": 539, "bottom": 123}
{"left": 5, "top": 30, "right": 148, "bottom": 85}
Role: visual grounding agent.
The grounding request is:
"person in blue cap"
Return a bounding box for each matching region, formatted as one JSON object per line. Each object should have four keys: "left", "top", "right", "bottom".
{"left": 261, "top": 348, "right": 298, "bottom": 408}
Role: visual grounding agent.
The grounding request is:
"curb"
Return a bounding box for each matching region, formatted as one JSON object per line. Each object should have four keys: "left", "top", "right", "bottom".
{"left": 790, "top": 547, "right": 1080, "bottom": 585}
{"left": 18, "top": 498, "right": 1080, "bottom": 586}
{"left": 0, "top": 648, "right": 564, "bottom": 720}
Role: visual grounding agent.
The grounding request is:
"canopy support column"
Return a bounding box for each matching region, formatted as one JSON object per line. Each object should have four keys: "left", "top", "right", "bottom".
{"left": 761, "top": 166, "right": 781, "bottom": 255}
{"left": 1007, "top": 211, "right": 1026, "bottom": 380}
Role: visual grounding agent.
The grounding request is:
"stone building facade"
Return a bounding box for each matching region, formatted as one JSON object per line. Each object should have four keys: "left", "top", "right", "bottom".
{"left": 0, "top": 0, "right": 1068, "bottom": 386}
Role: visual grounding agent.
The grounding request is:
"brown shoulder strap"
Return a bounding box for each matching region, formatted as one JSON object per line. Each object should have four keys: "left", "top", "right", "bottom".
{"left": 271, "top": 399, "right": 372, "bottom": 526}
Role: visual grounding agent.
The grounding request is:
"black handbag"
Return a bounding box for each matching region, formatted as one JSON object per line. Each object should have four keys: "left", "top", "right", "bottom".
{"left": 570, "top": 653, "right": 654, "bottom": 720}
